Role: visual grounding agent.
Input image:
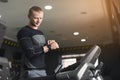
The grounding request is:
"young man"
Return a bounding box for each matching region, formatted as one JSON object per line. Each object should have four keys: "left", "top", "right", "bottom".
{"left": 17, "top": 6, "right": 59, "bottom": 79}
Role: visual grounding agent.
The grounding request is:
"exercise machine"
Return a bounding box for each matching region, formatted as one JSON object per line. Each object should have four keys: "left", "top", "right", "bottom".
{"left": 56, "top": 45, "right": 103, "bottom": 80}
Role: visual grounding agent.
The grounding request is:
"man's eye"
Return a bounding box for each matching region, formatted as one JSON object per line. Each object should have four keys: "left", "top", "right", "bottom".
{"left": 32, "top": 16, "right": 37, "bottom": 19}
{"left": 40, "top": 17, "right": 43, "bottom": 19}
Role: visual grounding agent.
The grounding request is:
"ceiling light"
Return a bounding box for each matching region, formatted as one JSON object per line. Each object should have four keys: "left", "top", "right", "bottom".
{"left": 73, "top": 32, "right": 79, "bottom": 35}
{"left": 44, "top": 5, "right": 53, "bottom": 10}
{"left": 81, "top": 39, "right": 86, "bottom": 42}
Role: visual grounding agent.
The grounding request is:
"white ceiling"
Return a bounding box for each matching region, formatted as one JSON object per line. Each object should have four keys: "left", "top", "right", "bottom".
{"left": 0, "top": 0, "right": 113, "bottom": 47}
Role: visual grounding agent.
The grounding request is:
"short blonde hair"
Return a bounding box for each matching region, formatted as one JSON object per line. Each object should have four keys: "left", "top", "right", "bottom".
{"left": 28, "top": 6, "right": 43, "bottom": 16}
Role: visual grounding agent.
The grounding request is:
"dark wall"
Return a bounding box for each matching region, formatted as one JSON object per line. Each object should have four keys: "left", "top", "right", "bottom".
{"left": 0, "top": 23, "right": 6, "bottom": 48}
{"left": 100, "top": 44, "right": 120, "bottom": 80}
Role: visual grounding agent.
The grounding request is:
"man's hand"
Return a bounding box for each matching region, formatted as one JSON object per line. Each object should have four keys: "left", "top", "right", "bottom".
{"left": 48, "top": 40, "right": 59, "bottom": 50}
{"left": 47, "top": 40, "right": 55, "bottom": 45}
{"left": 50, "top": 41, "right": 59, "bottom": 50}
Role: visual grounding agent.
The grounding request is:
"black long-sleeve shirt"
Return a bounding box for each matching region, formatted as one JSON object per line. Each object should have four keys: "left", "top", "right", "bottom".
{"left": 17, "top": 26, "right": 46, "bottom": 69}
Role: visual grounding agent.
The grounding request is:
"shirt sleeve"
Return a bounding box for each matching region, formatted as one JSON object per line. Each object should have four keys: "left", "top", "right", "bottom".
{"left": 17, "top": 29, "right": 44, "bottom": 58}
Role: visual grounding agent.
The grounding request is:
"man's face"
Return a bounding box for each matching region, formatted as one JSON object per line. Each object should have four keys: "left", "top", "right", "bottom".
{"left": 29, "top": 11, "right": 44, "bottom": 27}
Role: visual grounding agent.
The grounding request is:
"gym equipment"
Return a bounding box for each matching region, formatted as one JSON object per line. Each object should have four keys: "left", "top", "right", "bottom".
{"left": 0, "top": 57, "right": 11, "bottom": 80}
{"left": 56, "top": 45, "right": 104, "bottom": 80}
{"left": 0, "top": 23, "right": 11, "bottom": 80}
